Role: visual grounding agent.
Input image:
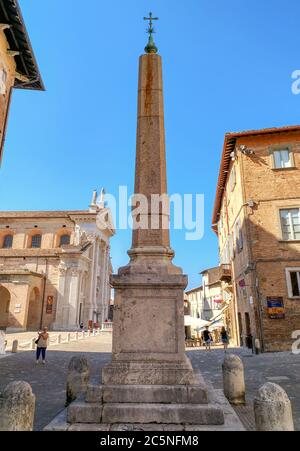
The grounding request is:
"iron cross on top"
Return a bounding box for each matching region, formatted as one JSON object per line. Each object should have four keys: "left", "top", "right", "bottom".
{"left": 144, "top": 12, "right": 159, "bottom": 34}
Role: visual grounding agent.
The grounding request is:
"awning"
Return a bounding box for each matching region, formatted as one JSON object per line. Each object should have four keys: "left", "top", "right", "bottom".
{"left": 210, "top": 320, "right": 224, "bottom": 331}
{"left": 184, "top": 316, "right": 210, "bottom": 330}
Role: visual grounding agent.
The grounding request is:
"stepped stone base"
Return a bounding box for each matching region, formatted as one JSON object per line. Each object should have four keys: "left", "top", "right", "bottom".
{"left": 44, "top": 390, "right": 246, "bottom": 431}
{"left": 46, "top": 371, "right": 231, "bottom": 429}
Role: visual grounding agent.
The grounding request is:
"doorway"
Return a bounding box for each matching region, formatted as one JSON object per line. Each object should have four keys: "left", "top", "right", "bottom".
{"left": 27, "top": 288, "right": 42, "bottom": 330}
{"left": 0, "top": 285, "right": 10, "bottom": 329}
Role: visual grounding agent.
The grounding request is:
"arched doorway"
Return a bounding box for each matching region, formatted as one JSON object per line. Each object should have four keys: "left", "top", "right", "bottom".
{"left": 0, "top": 285, "right": 10, "bottom": 329}
{"left": 27, "top": 288, "right": 42, "bottom": 331}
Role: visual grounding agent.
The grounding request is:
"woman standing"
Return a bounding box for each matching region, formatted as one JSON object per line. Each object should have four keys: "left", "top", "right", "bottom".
{"left": 36, "top": 327, "right": 49, "bottom": 364}
{"left": 202, "top": 327, "right": 212, "bottom": 351}
{"left": 221, "top": 326, "right": 229, "bottom": 351}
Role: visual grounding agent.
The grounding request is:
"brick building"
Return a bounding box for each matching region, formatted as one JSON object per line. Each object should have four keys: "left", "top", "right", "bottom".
{"left": 0, "top": 191, "right": 114, "bottom": 331}
{"left": 212, "top": 126, "right": 300, "bottom": 352}
{"left": 0, "top": 0, "right": 43, "bottom": 164}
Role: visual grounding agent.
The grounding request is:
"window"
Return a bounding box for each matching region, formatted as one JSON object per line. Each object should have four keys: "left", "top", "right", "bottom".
{"left": 235, "top": 221, "right": 244, "bottom": 253}
{"left": 273, "top": 149, "right": 293, "bottom": 169}
{"left": 280, "top": 209, "right": 300, "bottom": 241}
{"left": 0, "top": 68, "right": 7, "bottom": 95}
{"left": 286, "top": 269, "right": 300, "bottom": 298}
{"left": 229, "top": 166, "right": 236, "bottom": 191}
{"left": 59, "top": 234, "right": 70, "bottom": 247}
{"left": 31, "top": 234, "right": 42, "bottom": 248}
{"left": 2, "top": 235, "right": 13, "bottom": 249}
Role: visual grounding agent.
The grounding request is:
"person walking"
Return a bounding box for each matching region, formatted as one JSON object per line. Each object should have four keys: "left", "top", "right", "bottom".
{"left": 221, "top": 326, "right": 229, "bottom": 351}
{"left": 202, "top": 326, "right": 212, "bottom": 351}
{"left": 35, "top": 327, "right": 49, "bottom": 364}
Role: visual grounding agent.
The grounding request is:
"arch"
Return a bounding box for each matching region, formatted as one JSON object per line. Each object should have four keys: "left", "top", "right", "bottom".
{"left": 0, "top": 285, "right": 10, "bottom": 329}
{"left": 27, "top": 287, "right": 42, "bottom": 330}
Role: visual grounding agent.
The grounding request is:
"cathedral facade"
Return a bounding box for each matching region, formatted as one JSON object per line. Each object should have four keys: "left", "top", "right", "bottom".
{"left": 0, "top": 191, "right": 114, "bottom": 331}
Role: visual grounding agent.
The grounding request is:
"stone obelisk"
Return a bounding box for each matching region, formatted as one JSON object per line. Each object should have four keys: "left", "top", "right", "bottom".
{"left": 63, "top": 15, "right": 225, "bottom": 428}
{"left": 103, "top": 14, "right": 194, "bottom": 386}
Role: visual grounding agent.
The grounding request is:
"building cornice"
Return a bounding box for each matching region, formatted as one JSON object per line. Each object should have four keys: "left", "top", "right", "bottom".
{"left": 0, "top": 0, "right": 44, "bottom": 90}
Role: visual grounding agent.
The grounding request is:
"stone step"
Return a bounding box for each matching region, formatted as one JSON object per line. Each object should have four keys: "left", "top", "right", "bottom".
{"left": 102, "top": 403, "right": 224, "bottom": 425}
{"left": 86, "top": 385, "right": 103, "bottom": 403}
{"left": 68, "top": 401, "right": 102, "bottom": 424}
{"left": 85, "top": 384, "right": 208, "bottom": 405}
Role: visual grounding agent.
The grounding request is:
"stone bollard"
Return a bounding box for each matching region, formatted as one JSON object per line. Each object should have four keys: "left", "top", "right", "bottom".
{"left": 254, "top": 383, "right": 294, "bottom": 431}
{"left": 57, "top": 334, "right": 61, "bottom": 345}
{"left": 66, "top": 355, "right": 90, "bottom": 406}
{"left": 255, "top": 338, "right": 261, "bottom": 355}
{"left": 0, "top": 330, "right": 6, "bottom": 355}
{"left": 0, "top": 381, "right": 35, "bottom": 431}
{"left": 222, "top": 354, "right": 246, "bottom": 405}
{"left": 31, "top": 338, "right": 36, "bottom": 350}
{"left": 67, "top": 333, "right": 71, "bottom": 343}
{"left": 11, "top": 340, "right": 18, "bottom": 353}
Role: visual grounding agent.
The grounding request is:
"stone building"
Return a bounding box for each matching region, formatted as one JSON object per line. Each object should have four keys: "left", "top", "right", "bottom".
{"left": 212, "top": 125, "right": 300, "bottom": 352}
{"left": 0, "top": 0, "right": 44, "bottom": 163}
{"left": 0, "top": 191, "right": 114, "bottom": 331}
{"left": 185, "top": 267, "right": 235, "bottom": 341}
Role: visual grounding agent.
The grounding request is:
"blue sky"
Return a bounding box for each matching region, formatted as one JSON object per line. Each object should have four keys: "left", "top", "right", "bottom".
{"left": 0, "top": 0, "right": 300, "bottom": 289}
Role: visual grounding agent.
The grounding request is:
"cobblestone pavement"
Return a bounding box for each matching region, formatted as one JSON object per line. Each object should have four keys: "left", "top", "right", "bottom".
{"left": 187, "top": 347, "right": 300, "bottom": 431}
{"left": 0, "top": 336, "right": 299, "bottom": 431}
{"left": 0, "top": 333, "right": 112, "bottom": 431}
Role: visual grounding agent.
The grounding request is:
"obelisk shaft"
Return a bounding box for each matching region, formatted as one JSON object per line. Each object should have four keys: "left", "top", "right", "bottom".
{"left": 132, "top": 54, "right": 170, "bottom": 249}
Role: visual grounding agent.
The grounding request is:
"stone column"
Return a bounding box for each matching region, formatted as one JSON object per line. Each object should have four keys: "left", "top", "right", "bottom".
{"left": 52, "top": 265, "right": 67, "bottom": 330}
{"left": 86, "top": 241, "right": 96, "bottom": 324}
{"left": 99, "top": 241, "right": 109, "bottom": 323}
{"left": 68, "top": 268, "right": 81, "bottom": 329}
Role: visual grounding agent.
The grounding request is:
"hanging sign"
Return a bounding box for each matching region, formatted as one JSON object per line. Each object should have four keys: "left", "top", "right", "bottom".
{"left": 267, "top": 297, "right": 285, "bottom": 319}
{"left": 46, "top": 296, "right": 54, "bottom": 314}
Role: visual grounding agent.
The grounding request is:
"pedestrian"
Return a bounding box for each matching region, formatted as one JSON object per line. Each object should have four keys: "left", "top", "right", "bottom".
{"left": 221, "top": 326, "right": 229, "bottom": 351}
{"left": 80, "top": 322, "right": 84, "bottom": 330}
{"left": 35, "top": 327, "right": 49, "bottom": 364}
{"left": 202, "top": 326, "right": 212, "bottom": 351}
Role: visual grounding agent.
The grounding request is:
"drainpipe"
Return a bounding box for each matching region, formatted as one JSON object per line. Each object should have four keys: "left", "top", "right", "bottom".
{"left": 239, "top": 152, "right": 265, "bottom": 352}
{"left": 0, "top": 87, "right": 12, "bottom": 166}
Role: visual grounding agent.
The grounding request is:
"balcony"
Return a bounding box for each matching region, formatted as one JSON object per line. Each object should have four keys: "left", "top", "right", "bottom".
{"left": 219, "top": 264, "right": 232, "bottom": 283}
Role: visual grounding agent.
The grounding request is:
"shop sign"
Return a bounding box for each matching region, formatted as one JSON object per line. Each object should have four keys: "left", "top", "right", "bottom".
{"left": 267, "top": 297, "right": 285, "bottom": 319}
